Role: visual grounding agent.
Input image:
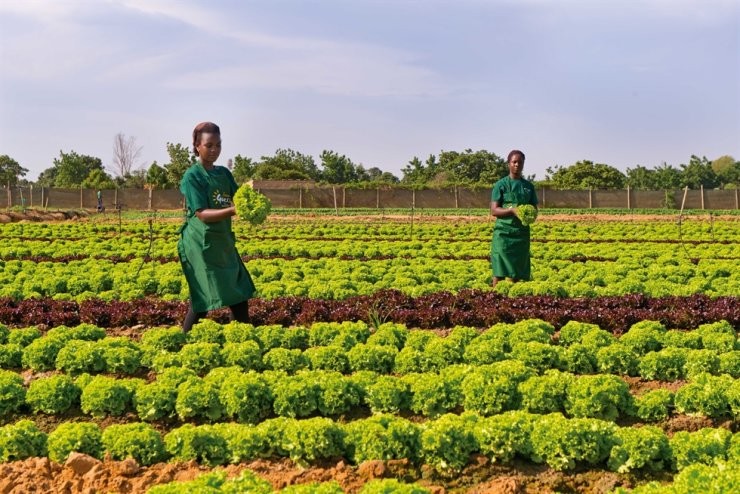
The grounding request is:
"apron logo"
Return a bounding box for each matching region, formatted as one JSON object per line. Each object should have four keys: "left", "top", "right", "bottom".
{"left": 212, "top": 190, "right": 232, "bottom": 208}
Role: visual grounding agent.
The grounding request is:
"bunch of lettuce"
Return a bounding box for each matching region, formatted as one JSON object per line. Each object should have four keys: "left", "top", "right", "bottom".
{"left": 515, "top": 204, "right": 538, "bottom": 226}
{"left": 234, "top": 184, "right": 272, "bottom": 225}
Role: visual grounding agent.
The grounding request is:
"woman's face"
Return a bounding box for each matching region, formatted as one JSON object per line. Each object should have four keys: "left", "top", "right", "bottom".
{"left": 508, "top": 153, "right": 524, "bottom": 178}
{"left": 196, "top": 132, "right": 222, "bottom": 165}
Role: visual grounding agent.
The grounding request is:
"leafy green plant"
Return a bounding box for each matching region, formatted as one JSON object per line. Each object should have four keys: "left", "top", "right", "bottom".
{"left": 403, "top": 372, "right": 458, "bottom": 418}
{"left": 620, "top": 321, "right": 665, "bottom": 355}
{"left": 0, "top": 420, "right": 47, "bottom": 462}
{"left": 359, "top": 479, "right": 431, "bottom": 494}
{"left": 366, "top": 323, "right": 408, "bottom": 350}
{"left": 221, "top": 340, "right": 263, "bottom": 371}
{"left": 187, "top": 319, "right": 225, "bottom": 344}
{"left": 719, "top": 351, "right": 740, "bottom": 377}
{"left": 463, "top": 334, "right": 506, "bottom": 365}
{"left": 315, "top": 371, "right": 361, "bottom": 416}
{"left": 212, "top": 422, "right": 268, "bottom": 463}
{"left": 234, "top": 183, "right": 272, "bottom": 225}
{"left": 516, "top": 204, "right": 538, "bottom": 225}
{"left": 607, "top": 425, "right": 670, "bottom": 473}
{"left": 279, "top": 417, "right": 345, "bottom": 465}
{"left": 0, "top": 344, "right": 22, "bottom": 369}
{"left": 562, "top": 343, "right": 597, "bottom": 374}
{"left": 461, "top": 361, "right": 534, "bottom": 416}
{"left": 596, "top": 344, "right": 639, "bottom": 376}
{"left": 347, "top": 343, "right": 397, "bottom": 373}
{"left": 364, "top": 375, "right": 411, "bottom": 414}
{"left": 565, "top": 374, "right": 633, "bottom": 421}
{"left": 674, "top": 373, "right": 732, "bottom": 418}
{"left": 661, "top": 330, "right": 702, "bottom": 349}
{"left": 272, "top": 374, "right": 319, "bottom": 418}
{"left": 218, "top": 372, "right": 272, "bottom": 424}
{"left": 175, "top": 377, "right": 223, "bottom": 421}
{"left": 102, "top": 422, "right": 167, "bottom": 465}
{"left": 134, "top": 381, "right": 177, "bottom": 422}
{"left": 558, "top": 321, "right": 602, "bottom": 346}
{"left": 164, "top": 424, "right": 229, "bottom": 466}
{"left": 510, "top": 341, "right": 563, "bottom": 373}
{"left": 262, "top": 348, "right": 309, "bottom": 373}
{"left": 80, "top": 375, "right": 134, "bottom": 418}
{"left": 473, "top": 410, "right": 535, "bottom": 464}
{"left": 7, "top": 327, "right": 42, "bottom": 347}
{"left": 26, "top": 374, "right": 81, "bottom": 414}
{"left": 97, "top": 337, "right": 142, "bottom": 374}
{"left": 47, "top": 422, "right": 103, "bottom": 462}
{"left": 343, "top": 414, "right": 420, "bottom": 464}
{"left": 519, "top": 370, "right": 573, "bottom": 415}
{"left": 638, "top": 348, "right": 687, "bottom": 381}
{"left": 55, "top": 340, "right": 106, "bottom": 375}
{"left": 635, "top": 389, "right": 674, "bottom": 422}
{"left": 684, "top": 349, "right": 720, "bottom": 379}
{"left": 669, "top": 428, "right": 732, "bottom": 470}
{"left": 21, "top": 336, "right": 68, "bottom": 372}
{"left": 178, "top": 342, "right": 224, "bottom": 375}
{"left": 530, "top": 413, "right": 616, "bottom": 471}
{"left": 0, "top": 370, "right": 26, "bottom": 417}
{"left": 304, "top": 346, "right": 349, "bottom": 373}
{"left": 420, "top": 413, "right": 478, "bottom": 474}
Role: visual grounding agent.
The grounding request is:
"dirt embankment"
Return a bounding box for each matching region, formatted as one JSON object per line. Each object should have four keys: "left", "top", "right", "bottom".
{"left": 0, "top": 210, "right": 90, "bottom": 223}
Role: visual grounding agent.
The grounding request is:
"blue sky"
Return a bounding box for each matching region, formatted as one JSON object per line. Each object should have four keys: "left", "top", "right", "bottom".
{"left": 1, "top": 0, "right": 738, "bottom": 181}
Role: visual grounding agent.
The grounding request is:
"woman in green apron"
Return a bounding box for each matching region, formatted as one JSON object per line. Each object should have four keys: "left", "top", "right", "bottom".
{"left": 178, "top": 122, "right": 255, "bottom": 331}
{"left": 490, "top": 149, "right": 538, "bottom": 288}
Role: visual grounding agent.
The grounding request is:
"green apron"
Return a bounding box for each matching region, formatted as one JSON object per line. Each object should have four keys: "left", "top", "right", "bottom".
{"left": 178, "top": 163, "right": 255, "bottom": 312}
{"left": 490, "top": 176, "right": 538, "bottom": 280}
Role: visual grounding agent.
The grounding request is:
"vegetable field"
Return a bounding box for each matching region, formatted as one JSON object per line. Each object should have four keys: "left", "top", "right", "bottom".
{"left": 0, "top": 210, "right": 737, "bottom": 493}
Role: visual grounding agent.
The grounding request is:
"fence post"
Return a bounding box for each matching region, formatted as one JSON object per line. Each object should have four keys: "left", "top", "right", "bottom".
{"left": 412, "top": 189, "right": 416, "bottom": 209}
{"left": 454, "top": 185, "right": 459, "bottom": 209}
{"left": 588, "top": 187, "right": 592, "bottom": 208}
{"left": 700, "top": 184, "right": 704, "bottom": 210}
{"left": 30, "top": 185, "right": 33, "bottom": 208}
{"left": 299, "top": 188, "right": 303, "bottom": 209}
{"left": 342, "top": 187, "right": 346, "bottom": 208}
{"left": 627, "top": 185, "right": 631, "bottom": 209}
{"left": 80, "top": 186, "right": 83, "bottom": 208}
{"left": 542, "top": 187, "right": 546, "bottom": 208}
{"left": 736, "top": 188, "right": 739, "bottom": 210}
{"left": 148, "top": 187, "right": 153, "bottom": 210}
{"left": 376, "top": 187, "right": 380, "bottom": 209}
{"left": 332, "top": 186, "right": 338, "bottom": 214}
{"left": 114, "top": 188, "right": 118, "bottom": 208}
{"left": 41, "top": 187, "right": 45, "bottom": 209}
{"left": 7, "top": 182, "right": 10, "bottom": 208}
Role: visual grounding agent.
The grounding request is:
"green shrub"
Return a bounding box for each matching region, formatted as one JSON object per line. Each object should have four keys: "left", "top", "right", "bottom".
{"left": 134, "top": 381, "right": 177, "bottom": 421}
{"left": 80, "top": 375, "right": 133, "bottom": 418}
{"left": 0, "top": 344, "right": 22, "bottom": 369}
{"left": 221, "top": 341, "right": 263, "bottom": 371}
{"left": 565, "top": 374, "right": 633, "bottom": 421}
{"left": 26, "top": 374, "right": 80, "bottom": 414}
{"left": 164, "top": 424, "right": 228, "bottom": 466}
{"left": 607, "top": 425, "right": 670, "bottom": 473}
{"left": 175, "top": 378, "right": 223, "bottom": 421}
{"left": 596, "top": 344, "right": 639, "bottom": 376}
{"left": 674, "top": 373, "right": 732, "bottom": 418}
{"left": 638, "top": 348, "right": 687, "bottom": 381}
{"left": 0, "top": 370, "right": 25, "bottom": 417}
{"left": 635, "top": 389, "right": 674, "bottom": 422}
{"left": 558, "top": 321, "right": 602, "bottom": 346}
{"left": 178, "top": 343, "right": 223, "bottom": 375}
{"left": 262, "top": 348, "right": 309, "bottom": 373}
{"left": 364, "top": 375, "right": 411, "bottom": 414}
{"left": 304, "top": 346, "right": 349, "bottom": 373}
{"left": 347, "top": 344, "right": 397, "bottom": 373}
{"left": 0, "top": 420, "right": 47, "bottom": 461}
{"left": 473, "top": 410, "right": 535, "bottom": 463}
{"left": 7, "top": 327, "right": 42, "bottom": 347}
{"left": 344, "top": 415, "right": 420, "bottom": 464}
{"left": 47, "top": 422, "right": 103, "bottom": 462}
{"left": 420, "top": 413, "right": 478, "bottom": 473}
{"left": 55, "top": 340, "right": 106, "bottom": 375}
{"left": 102, "top": 422, "right": 167, "bottom": 465}
{"left": 669, "top": 428, "right": 732, "bottom": 470}
{"left": 218, "top": 372, "right": 272, "bottom": 424}
{"left": 519, "top": 371, "right": 573, "bottom": 415}
{"left": 530, "top": 413, "right": 616, "bottom": 471}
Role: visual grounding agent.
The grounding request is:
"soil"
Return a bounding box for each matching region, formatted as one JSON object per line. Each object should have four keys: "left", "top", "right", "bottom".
{"left": 0, "top": 454, "right": 670, "bottom": 494}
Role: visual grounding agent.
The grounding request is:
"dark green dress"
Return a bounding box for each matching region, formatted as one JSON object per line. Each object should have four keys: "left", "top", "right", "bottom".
{"left": 178, "top": 163, "right": 255, "bottom": 312}
{"left": 490, "top": 176, "right": 538, "bottom": 280}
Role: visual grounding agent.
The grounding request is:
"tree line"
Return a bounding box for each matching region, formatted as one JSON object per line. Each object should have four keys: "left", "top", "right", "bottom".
{"left": 1, "top": 133, "right": 738, "bottom": 191}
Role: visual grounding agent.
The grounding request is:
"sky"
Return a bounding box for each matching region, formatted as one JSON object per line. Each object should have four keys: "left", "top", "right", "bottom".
{"left": 1, "top": 0, "right": 738, "bottom": 182}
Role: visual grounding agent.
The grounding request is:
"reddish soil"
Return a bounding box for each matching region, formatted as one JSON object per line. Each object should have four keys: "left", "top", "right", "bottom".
{"left": 0, "top": 453, "right": 671, "bottom": 494}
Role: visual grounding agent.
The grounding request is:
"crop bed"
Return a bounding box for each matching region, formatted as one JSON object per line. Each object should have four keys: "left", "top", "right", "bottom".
{"left": 0, "top": 211, "right": 737, "bottom": 493}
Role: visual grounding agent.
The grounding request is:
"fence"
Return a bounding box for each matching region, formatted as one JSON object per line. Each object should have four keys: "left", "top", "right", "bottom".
{"left": 3, "top": 185, "right": 739, "bottom": 211}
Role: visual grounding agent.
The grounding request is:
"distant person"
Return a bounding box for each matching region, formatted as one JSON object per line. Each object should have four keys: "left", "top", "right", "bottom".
{"left": 96, "top": 190, "right": 104, "bottom": 212}
{"left": 177, "top": 121, "right": 256, "bottom": 332}
{"left": 490, "top": 149, "right": 538, "bottom": 288}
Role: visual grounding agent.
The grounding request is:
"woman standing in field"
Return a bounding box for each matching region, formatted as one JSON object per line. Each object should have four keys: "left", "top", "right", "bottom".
{"left": 490, "top": 149, "right": 538, "bottom": 289}
{"left": 178, "top": 121, "right": 255, "bottom": 331}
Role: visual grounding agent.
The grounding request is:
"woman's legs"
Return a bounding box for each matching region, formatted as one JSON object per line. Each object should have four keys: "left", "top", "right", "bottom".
{"left": 229, "top": 300, "right": 250, "bottom": 323}
{"left": 183, "top": 306, "right": 207, "bottom": 332}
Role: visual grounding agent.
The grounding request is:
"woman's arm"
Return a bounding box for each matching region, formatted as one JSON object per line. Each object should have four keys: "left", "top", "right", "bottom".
{"left": 490, "top": 201, "right": 517, "bottom": 218}
{"left": 195, "top": 206, "right": 236, "bottom": 223}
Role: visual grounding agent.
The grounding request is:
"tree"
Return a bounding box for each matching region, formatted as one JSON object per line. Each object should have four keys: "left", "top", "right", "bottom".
{"left": 81, "top": 169, "right": 116, "bottom": 189}
{"left": 253, "top": 149, "right": 319, "bottom": 180}
{"left": 711, "top": 155, "right": 740, "bottom": 189}
{"left": 625, "top": 165, "right": 657, "bottom": 190}
{"left": 652, "top": 162, "right": 682, "bottom": 189}
{"left": 401, "top": 154, "right": 439, "bottom": 185}
{"left": 146, "top": 161, "right": 170, "bottom": 189}
{"left": 438, "top": 149, "right": 507, "bottom": 185}
{"left": 111, "top": 133, "right": 143, "bottom": 179}
{"left": 117, "top": 169, "right": 148, "bottom": 188}
{"left": 320, "top": 150, "right": 360, "bottom": 183}
{"left": 680, "top": 155, "right": 719, "bottom": 189}
{"left": 51, "top": 150, "right": 106, "bottom": 187}
{"left": 164, "top": 143, "right": 194, "bottom": 188}
{"left": 232, "top": 155, "right": 255, "bottom": 184}
{"left": 546, "top": 160, "right": 626, "bottom": 189}
{"left": 0, "top": 155, "right": 28, "bottom": 186}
